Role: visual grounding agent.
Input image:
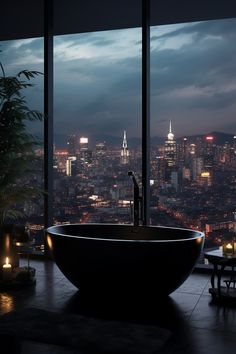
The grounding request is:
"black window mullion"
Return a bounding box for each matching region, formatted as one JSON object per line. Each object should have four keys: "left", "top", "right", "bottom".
{"left": 44, "top": 0, "right": 54, "bottom": 230}
{"left": 142, "top": 0, "right": 150, "bottom": 225}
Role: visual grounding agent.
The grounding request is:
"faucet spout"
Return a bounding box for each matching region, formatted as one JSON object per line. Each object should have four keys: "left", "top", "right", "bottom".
{"left": 128, "top": 171, "right": 143, "bottom": 226}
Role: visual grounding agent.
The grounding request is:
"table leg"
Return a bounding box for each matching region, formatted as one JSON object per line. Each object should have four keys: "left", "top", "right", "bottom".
{"left": 211, "top": 264, "right": 217, "bottom": 289}
{"left": 217, "top": 264, "right": 225, "bottom": 297}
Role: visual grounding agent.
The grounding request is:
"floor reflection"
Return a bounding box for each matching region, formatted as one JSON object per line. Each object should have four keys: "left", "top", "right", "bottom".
{"left": 0, "top": 293, "right": 14, "bottom": 314}
{"left": 64, "top": 291, "right": 198, "bottom": 354}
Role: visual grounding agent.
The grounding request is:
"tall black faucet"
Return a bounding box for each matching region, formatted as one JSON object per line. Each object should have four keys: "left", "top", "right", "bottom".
{"left": 128, "top": 171, "right": 143, "bottom": 226}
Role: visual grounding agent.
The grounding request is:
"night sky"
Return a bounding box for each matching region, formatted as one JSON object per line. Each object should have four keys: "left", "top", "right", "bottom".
{"left": 1, "top": 17, "right": 236, "bottom": 140}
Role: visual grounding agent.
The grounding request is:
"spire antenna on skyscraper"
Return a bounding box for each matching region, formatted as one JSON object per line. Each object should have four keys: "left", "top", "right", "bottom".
{"left": 123, "top": 130, "right": 128, "bottom": 149}
{"left": 167, "top": 120, "right": 174, "bottom": 141}
{"left": 121, "top": 130, "right": 130, "bottom": 164}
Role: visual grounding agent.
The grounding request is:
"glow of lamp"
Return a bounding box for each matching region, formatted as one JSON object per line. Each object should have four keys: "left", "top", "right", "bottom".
{"left": 3, "top": 257, "right": 12, "bottom": 281}
{"left": 225, "top": 243, "right": 234, "bottom": 256}
{"left": 5, "top": 234, "right": 10, "bottom": 253}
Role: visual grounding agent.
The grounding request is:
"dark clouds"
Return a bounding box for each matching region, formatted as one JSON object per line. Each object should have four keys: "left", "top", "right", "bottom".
{"left": 150, "top": 19, "right": 236, "bottom": 137}
{"left": 152, "top": 18, "right": 236, "bottom": 42}
{"left": 1, "top": 19, "right": 236, "bottom": 139}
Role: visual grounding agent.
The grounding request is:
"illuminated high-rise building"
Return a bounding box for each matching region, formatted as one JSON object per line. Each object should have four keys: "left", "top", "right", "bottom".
{"left": 190, "top": 143, "right": 197, "bottom": 156}
{"left": 178, "top": 137, "right": 188, "bottom": 168}
{"left": 202, "top": 135, "right": 215, "bottom": 185}
{"left": 164, "top": 121, "right": 177, "bottom": 182}
{"left": 164, "top": 121, "right": 177, "bottom": 166}
{"left": 66, "top": 135, "right": 77, "bottom": 175}
{"left": 54, "top": 149, "right": 68, "bottom": 173}
{"left": 79, "top": 137, "right": 92, "bottom": 165}
{"left": 192, "top": 157, "right": 204, "bottom": 181}
{"left": 204, "top": 136, "right": 214, "bottom": 169}
{"left": 66, "top": 156, "right": 77, "bottom": 176}
{"left": 80, "top": 137, "right": 89, "bottom": 150}
{"left": 221, "top": 141, "right": 231, "bottom": 164}
{"left": 121, "top": 130, "right": 130, "bottom": 165}
{"left": 95, "top": 142, "right": 107, "bottom": 158}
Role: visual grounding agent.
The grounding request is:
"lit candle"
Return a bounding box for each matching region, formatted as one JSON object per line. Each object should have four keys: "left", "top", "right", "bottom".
{"left": 225, "top": 243, "right": 233, "bottom": 255}
{"left": 3, "top": 257, "right": 12, "bottom": 281}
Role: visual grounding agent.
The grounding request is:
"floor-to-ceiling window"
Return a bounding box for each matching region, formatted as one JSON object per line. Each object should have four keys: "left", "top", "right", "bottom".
{"left": 53, "top": 28, "right": 142, "bottom": 225}
{"left": 2, "top": 2, "right": 236, "bottom": 262}
{"left": 150, "top": 18, "right": 236, "bottom": 259}
{"left": 0, "top": 38, "right": 44, "bottom": 252}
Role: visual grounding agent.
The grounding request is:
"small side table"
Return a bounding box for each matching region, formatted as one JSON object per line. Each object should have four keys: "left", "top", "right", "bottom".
{"left": 14, "top": 241, "right": 35, "bottom": 268}
{"left": 205, "top": 249, "right": 236, "bottom": 302}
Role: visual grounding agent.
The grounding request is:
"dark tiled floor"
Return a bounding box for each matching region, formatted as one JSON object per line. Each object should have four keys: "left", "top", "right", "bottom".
{"left": 1, "top": 258, "right": 236, "bottom": 353}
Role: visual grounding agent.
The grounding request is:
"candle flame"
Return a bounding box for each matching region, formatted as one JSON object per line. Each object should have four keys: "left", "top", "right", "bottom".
{"left": 226, "top": 243, "right": 233, "bottom": 249}
{"left": 5, "top": 257, "right": 9, "bottom": 265}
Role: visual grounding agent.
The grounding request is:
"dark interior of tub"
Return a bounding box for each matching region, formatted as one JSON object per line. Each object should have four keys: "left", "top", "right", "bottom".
{"left": 49, "top": 224, "right": 202, "bottom": 241}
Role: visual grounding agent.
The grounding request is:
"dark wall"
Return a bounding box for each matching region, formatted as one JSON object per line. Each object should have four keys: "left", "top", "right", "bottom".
{"left": 0, "top": 0, "right": 236, "bottom": 41}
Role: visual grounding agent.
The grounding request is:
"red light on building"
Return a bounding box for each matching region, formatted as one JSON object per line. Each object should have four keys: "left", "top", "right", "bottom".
{"left": 206, "top": 136, "right": 214, "bottom": 141}
{"left": 55, "top": 149, "right": 68, "bottom": 156}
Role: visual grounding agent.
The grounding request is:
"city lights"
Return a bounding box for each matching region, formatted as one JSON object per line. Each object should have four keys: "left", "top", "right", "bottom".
{"left": 201, "top": 172, "right": 210, "bottom": 177}
{"left": 80, "top": 137, "right": 88, "bottom": 144}
{"left": 11, "top": 124, "right": 236, "bottom": 259}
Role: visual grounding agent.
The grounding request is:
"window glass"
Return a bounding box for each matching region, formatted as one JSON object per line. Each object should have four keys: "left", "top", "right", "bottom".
{"left": 150, "top": 19, "right": 236, "bottom": 260}
{"left": 54, "top": 28, "right": 142, "bottom": 225}
{"left": 0, "top": 38, "right": 44, "bottom": 253}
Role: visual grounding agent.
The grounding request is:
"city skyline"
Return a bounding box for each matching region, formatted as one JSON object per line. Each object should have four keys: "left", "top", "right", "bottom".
{"left": 53, "top": 126, "right": 235, "bottom": 149}
{"left": 1, "top": 18, "right": 236, "bottom": 138}
{"left": 6, "top": 113, "right": 236, "bottom": 254}
{"left": 51, "top": 120, "right": 236, "bottom": 253}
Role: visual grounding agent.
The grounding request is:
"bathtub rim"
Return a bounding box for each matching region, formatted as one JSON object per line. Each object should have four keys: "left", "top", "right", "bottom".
{"left": 46, "top": 223, "right": 205, "bottom": 243}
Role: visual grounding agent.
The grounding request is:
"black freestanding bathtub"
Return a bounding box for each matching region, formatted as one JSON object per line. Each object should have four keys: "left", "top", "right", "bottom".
{"left": 46, "top": 224, "right": 204, "bottom": 297}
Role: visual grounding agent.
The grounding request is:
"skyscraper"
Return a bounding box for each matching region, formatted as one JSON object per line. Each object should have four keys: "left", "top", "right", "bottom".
{"left": 202, "top": 135, "right": 215, "bottom": 186}
{"left": 178, "top": 137, "right": 188, "bottom": 168}
{"left": 164, "top": 121, "right": 177, "bottom": 182}
{"left": 66, "top": 156, "right": 77, "bottom": 176}
{"left": 95, "top": 142, "right": 107, "bottom": 158}
{"left": 164, "top": 121, "right": 177, "bottom": 166}
{"left": 79, "top": 137, "right": 92, "bottom": 165}
{"left": 121, "top": 130, "right": 130, "bottom": 165}
{"left": 204, "top": 136, "right": 214, "bottom": 170}
{"left": 66, "top": 135, "right": 78, "bottom": 176}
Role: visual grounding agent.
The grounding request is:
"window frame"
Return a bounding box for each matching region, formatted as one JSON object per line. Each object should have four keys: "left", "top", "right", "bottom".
{"left": 44, "top": 0, "right": 151, "bottom": 230}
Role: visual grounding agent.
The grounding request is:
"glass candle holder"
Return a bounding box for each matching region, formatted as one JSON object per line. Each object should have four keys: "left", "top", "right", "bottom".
{"left": 223, "top": 242, "right": 234, "bottom": 256}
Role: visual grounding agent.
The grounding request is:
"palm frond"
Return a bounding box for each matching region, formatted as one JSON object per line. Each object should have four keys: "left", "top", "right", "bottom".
{"left": 0, "top": 61, "right": 45, "bottom": 225}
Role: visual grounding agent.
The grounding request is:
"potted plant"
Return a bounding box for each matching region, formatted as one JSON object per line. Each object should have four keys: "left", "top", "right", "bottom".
{"left": 0, "top": 59, "right": 44, "bottom": 270}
